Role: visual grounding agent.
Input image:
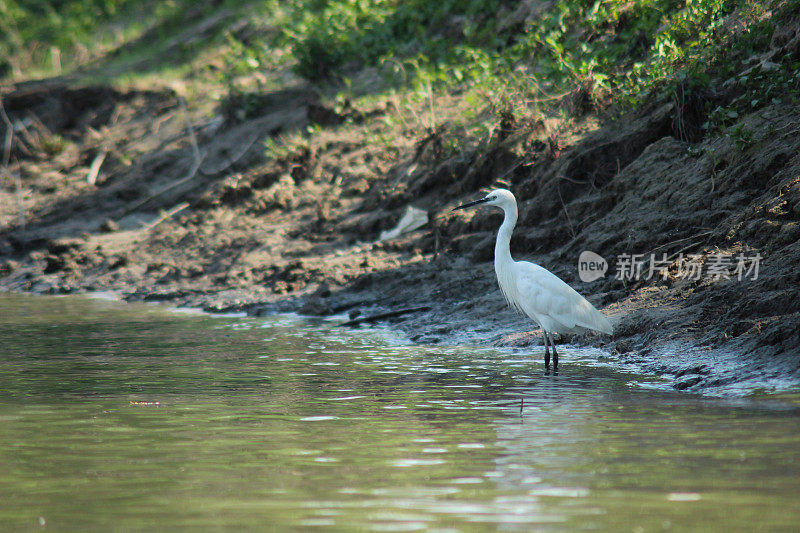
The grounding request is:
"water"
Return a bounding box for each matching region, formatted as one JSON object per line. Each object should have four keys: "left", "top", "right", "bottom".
{"left": 1, "top": 293, "right": 799, "bottom": 532}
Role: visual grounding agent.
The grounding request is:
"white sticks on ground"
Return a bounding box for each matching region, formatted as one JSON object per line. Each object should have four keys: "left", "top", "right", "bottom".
{"left": 453, "top": 188, "right": 612, "bottom": 371}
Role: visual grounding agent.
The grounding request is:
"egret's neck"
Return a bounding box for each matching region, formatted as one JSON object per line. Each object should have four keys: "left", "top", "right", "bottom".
{"left": 495, "top": 203, "right": 517, "bottom": 269}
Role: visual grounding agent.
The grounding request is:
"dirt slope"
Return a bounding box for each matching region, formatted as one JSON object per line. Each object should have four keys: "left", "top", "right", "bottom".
{"left": 1, "top": 71, "right": 798, "bottom": 395}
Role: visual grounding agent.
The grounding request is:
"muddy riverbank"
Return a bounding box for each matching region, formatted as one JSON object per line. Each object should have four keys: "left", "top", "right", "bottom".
{"left": 1, "top": 75, "right": 799, "bottom": 395}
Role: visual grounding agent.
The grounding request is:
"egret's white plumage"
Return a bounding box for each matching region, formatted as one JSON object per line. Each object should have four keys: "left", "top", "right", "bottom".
{"left": 453, "top": 188, "right": 612, "bottom": 370}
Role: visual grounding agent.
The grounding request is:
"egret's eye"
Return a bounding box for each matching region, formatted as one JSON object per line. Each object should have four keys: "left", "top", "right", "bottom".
{"left": 490, "top": 196, "right": 497, "bottom": 200}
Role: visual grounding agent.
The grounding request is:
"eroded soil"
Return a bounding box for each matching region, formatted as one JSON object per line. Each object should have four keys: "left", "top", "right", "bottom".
{"left": 1, "top": 76, "right": 799, "bottom": 395}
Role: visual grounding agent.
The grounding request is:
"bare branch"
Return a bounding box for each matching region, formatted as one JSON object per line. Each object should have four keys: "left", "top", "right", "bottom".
{"left": 0, "top": 97, "right": 26, "bottom": 229}
{"left": 143, "top": 202, "right": 190, "bottom": 231}
{"left": 118, "top": 98, "right": 204, "bottom": 216}
{"left": 86, "top": 150, "right": 107, "bottom": 185}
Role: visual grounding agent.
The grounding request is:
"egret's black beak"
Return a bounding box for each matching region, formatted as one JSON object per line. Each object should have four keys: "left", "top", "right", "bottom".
{"left": 452, "top": 197, "right": 490, "bottom": 211}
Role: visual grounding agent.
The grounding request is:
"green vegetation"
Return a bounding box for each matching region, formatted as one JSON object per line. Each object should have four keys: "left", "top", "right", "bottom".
{"left": 0, "top": 0, "right": 141, "bottom": 52}
{"left": 269, "top": 0, "right": 510, "bottom": 81}
{"left": 1, "top": 0, "right": 149, "bottom": 77}
{"left": 3, "top": 0, "right": 797, "bottom": 140}
{"left": 221, "top": 0, "right": 796, "bottom": 135}
{"left": 0, "top": 0, "right": 253, "bottom": 80}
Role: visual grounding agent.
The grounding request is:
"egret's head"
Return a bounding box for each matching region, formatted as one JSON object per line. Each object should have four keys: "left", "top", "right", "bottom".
{"left": 452, "top": 188, "right": 516, "bottom": 211}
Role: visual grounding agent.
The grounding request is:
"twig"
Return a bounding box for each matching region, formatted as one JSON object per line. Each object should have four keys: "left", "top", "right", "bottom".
{"left": 86, "top": 150, "right": 107, "bottom": 185}
{"left": 649, "top": 231, "right": 712, "bottom": 255}
{"left": 668, "top": 241, "right": 707, "bottom": 261}
{"left": 427, "top": 80, "right": 436, "bottom": 131}
{"left": 14, "top": 173, "right": 25, "bottom": 230}
{"left": 0, "top": 98, "right": 25, "bottom": 229}
{"left": 13, "top": 116, "right": 39, "bottom": 150}
{"left": 149, "top": 117, "right": 219, "bottom": 150}
{"left": 25, "top": 111, "right": 54, "bottom": 138}
{"left": 339, "top": 306, "right": 431, "bottom": 327}
{"left": 556, "top": 185, "right": 576, "bottom": 238}
{"left": 118, "top": 99, "right": 204, "bottom": 216}
{"left": 179, "top": 96, "right": 200, "bottom": 163}
{"left": 119, "top": 155, "right": 203, "bottom": 216}
{"left": 0, "top": 99, "right": 11, "bottom": 167}
{"left": 557, "top": 173, "right": 591, "bottom": 185}
{"left": 151, "top": 110, "right": 176, "bottom": 135}
{"left": 199, "top": 131, "right": 260, "bottom": 176}
{"left": 143, "top": 202, "right": 190, "bottom": 231}
{"left": 526, "top": 75, "right": 574, "bottom": 103}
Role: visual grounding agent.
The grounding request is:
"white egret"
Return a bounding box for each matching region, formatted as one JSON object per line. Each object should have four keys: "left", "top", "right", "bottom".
{"left": 453, "top": 188, "right": 612, "bottom": 371}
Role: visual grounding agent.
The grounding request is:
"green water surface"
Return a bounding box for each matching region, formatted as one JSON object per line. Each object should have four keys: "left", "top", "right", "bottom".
{"left": 0, "top": 293, "right": 798, "bottom": 531}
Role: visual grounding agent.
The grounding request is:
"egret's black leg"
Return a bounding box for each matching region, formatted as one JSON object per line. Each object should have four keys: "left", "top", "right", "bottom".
{"left": 549, "top": 332, "right": 559, "bottom": 371}
{"left": 543, "top": 330, "right": 550, "bottom": 371}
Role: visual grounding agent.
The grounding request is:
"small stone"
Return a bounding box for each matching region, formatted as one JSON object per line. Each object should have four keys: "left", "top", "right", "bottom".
{"left": 299, "top": 296, "right": 333, "bottom": 316}
{"left": 101, "top": 218, "right": 120, "bottom": 232}
{"left": 313, "top": 282, "right": 332, "bottom": 298}
{"left": 613, "top": 340, "right": 632, "bottom": 354}
{"left": 675, "top": 365, "right": 708, "bottom": 378}
{"left": 674, "top": 376, "right": 703, "bottom": 390}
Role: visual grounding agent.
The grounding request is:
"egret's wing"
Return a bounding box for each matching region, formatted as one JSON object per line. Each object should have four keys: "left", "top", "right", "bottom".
{"left": 515, "top": 261, "right": 613, "bottom": 334}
